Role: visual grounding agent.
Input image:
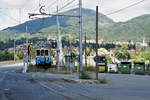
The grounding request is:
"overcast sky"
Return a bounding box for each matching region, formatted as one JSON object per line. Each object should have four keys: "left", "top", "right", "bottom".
{"left": 0, "top": 0, "right": 150, "bottom": 30}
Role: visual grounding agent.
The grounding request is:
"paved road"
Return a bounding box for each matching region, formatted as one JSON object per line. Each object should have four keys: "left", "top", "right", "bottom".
{"left": 0, "top": 64, "right": 150, "bottom": 100}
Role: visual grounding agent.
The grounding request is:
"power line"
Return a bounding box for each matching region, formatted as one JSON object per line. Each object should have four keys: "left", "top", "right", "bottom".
{"left": 39, "top": 0, "right": 47, "bottom": 6}
{"left": 42, "top": 0, "right": 58, "bottom": 13}
{"left": 58, "top": 3, "right": 79, "bottom": 12}
{"left": 2, "top": 0, "right": 147, "bottom": 27}
{"left": 59, "top": 0, "right": 71, "bottom": 9}
{"left": 0, "top": 8, "right": 21, "bottom": 10}
{"left": 29, "top": 13, "right": 79, "bottom": 18}
{"left": 52, "top": 0, "right": 147, "bottom": 17}
{"left": 0, "top": 0, "right": 78, "bottom": 27}
{"left": 44, "top": 0, "right": 72, "bottom": 13}
{"left": 45, "top": 0, "right": 58, "bottom": 10}
{"left": 42, "top": 0, "right": 77, "bottom": 14}
{"left": 55, "top": 0, "right": 76, "bottom": 13}
{"left": 0, "top": 11, "right": 20, "bottom": 23}
{"left": 104, "top": 0, "right": 147, "bottom": 16}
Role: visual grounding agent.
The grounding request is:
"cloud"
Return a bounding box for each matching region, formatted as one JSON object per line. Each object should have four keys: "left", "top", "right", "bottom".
{"left": 0, "top": 9, "right": 28, "bottom": 30}
{"left": 104, "top": 0, "right": 150, "bottom": 22}
{"left": 1, "top": 0, "right": 26, "bottom": 6}
{"left": 83, "top": 0, "right": 150, "bottom": 22}
{"left": 0, "top": 0, "right": 150, "bottom": 30}
{"left": 0, "top": 13, "right": 18, "bottom": 30}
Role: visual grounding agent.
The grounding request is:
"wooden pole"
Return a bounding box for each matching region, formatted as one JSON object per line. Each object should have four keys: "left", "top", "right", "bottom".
{"left": 96, "top": 6, "right": 99, "bottom": 80}
{"left": 84, "top": 32, "right": 87, "bottom": 70}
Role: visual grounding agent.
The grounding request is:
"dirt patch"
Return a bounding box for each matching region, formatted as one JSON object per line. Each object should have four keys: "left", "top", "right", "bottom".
{"left": 33, "top": 76, "right": 105, "bottom": 85}
{"left": 32, "top": 77, "right": 63, "bottom": 83}
{"left": 62, "top": 78, "right": 100, "bottom": 84}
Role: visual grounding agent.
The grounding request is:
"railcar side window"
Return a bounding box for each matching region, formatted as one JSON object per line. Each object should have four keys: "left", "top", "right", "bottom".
{"left": 45, "top": 50, "right": 49, "bottom": 56}
{"left": 41, "top": 50, "right": 44, "bottom": 56}
{"left": 36, "top": 50, "right": 40, "bottom": 56}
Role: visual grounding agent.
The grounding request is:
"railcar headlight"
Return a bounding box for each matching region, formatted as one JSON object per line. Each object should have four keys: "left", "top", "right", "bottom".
{"left": 46, "top": 58, "right": 49, "bottom": 60}
{"left": 37, "top": 58, "right": 40, "bottom": 60}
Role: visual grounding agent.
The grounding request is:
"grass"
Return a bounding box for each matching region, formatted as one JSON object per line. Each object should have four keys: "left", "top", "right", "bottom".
{"left": 27, "top": 64, "right": 45, "bottom": 72}
{"left": 98, "top": 78, "right": 108, "bottom": 84}
{"left": 27, "top": 64, "right": 77, "bottom": 74}
{"left": 79, "top": 71, "right": 91, "bottom": 79}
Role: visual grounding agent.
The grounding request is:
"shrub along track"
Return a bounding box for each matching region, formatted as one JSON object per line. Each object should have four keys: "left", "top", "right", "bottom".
{"left": 31, "top": 73, "right": 97, "bottom": 100}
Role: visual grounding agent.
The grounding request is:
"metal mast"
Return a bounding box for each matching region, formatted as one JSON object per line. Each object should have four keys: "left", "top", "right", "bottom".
{"left": 79, "top": 0, "right": 83, "bottom": 72}
{"left": 26, "top": 24, "right": 28, "bottom": 63}
{"left": 23, "top": 24, "right": 29, "bottom": 73}
{"left": 14, "top": 38, "right": 16, "bottom": 61}
{"left": 56, "top": 5, "right": 61, "bottom": 72}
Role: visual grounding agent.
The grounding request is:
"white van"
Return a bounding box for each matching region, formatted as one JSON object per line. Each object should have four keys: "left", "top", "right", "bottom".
{"left": 108, "top": 64, "right": 118, "bottom": 73}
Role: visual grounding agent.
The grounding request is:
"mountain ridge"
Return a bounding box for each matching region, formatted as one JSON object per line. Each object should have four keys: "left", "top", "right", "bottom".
{"left": 0, "top": 8, "right": 150, "bottom": 42}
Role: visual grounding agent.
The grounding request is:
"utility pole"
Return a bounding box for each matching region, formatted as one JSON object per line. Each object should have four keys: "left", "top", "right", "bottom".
{"left": 23, "top": 24, "right": 29, "bottom": 73}
{"left": 14, "top": 39, "right": 16, "bottom": 61}
{"left": 84, "top": 32, "right": 87, "bottom": 70}
{"left": 56, "top": 5, "right": 61, "bottom": 72}
{"left": 79, "top": 0, "right": 83, "bottom": 73}
{"left": 96, "top": 6, "right": 99, "bottom": 80}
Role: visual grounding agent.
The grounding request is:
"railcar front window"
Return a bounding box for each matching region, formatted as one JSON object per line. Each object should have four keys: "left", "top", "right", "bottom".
{"left": 41, "top": 50, "right": 44, "bottom": 56}
{"left": 36, "top": 50, "right": 40, "bottom": 56}
{"left": 45, "top": 50, "right": 49, "bottom": 56}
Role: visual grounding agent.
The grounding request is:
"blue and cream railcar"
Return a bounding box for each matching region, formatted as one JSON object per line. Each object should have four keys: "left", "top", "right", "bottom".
{"left": 35, "top": 48, "right": 52, "bottom": 66}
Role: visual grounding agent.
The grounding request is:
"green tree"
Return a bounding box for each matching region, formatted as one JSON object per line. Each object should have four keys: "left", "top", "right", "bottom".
{"left": 130, "top": 47, "right": 150, "bottom": 62}
{"left": 71, "top": 50, "right": 79, "bottom": 61}
{"left": 85, "top": 47, "right": 91, "bottom": 56}
{"left": 16, "top": 50, "right": 24, "bottom": 59}
{"left": 106, "top": 55, "right": 113, "bottom": 64}
{"left": 114, "top": 45, "right": 130, "bottom": 61}
{"left": 0, "top": 49, "right": 14, "bottom": 61}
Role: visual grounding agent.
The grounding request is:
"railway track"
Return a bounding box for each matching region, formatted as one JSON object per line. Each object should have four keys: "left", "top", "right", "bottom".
{"left": 47, "top": 81, "right": 97, "bottom": 100}
{"left": 32, "top": 73, "right": 97, "bottom": 100}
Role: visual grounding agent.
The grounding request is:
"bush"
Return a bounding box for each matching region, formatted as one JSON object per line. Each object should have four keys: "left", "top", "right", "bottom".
{"left": 27, "top": 64, "right": 45, "bottom": 72}
{"left": 79, "top": 71, "right": 91, "bottom": 79}
{"left": 86, "top": 67, "right": 96, "bottom": 72}
{"left": 27, "top": 64, "right": 75, "bottom": 74}
{"left": 98, "top": 78, "right": 107, "bottom": 84}
{"left": 0, "top": 49, "right": 14, "bottom": 61}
